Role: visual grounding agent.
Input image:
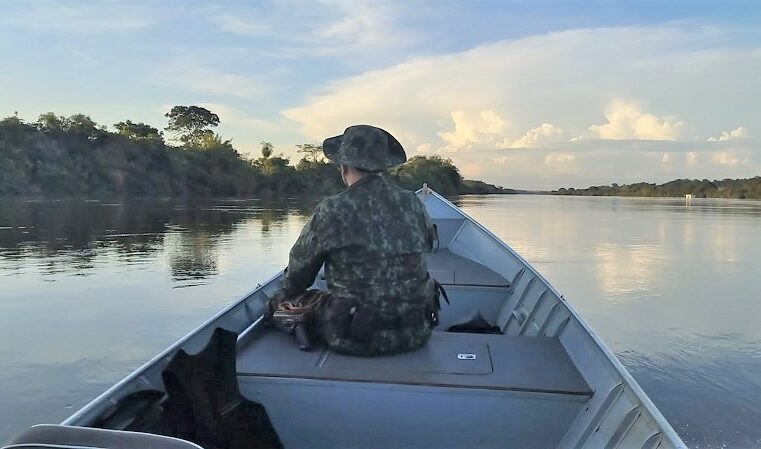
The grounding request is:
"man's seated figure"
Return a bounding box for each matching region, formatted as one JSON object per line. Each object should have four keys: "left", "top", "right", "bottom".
{"left": 271, "top": 125, "right": 438, "bottom": 356}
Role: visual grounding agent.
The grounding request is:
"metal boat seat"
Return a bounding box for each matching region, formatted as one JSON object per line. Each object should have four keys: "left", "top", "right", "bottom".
{"left": 237, "top": 330, "right": 590, "bottom": 396}
{"left": 426, "top": 250, "right": 509, "bottom": 287}
{"left": 430, "top": 218, "right": 465, "bottom": 247}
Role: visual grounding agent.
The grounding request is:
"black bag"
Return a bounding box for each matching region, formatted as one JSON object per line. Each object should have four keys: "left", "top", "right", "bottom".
{"left": 162, "top": 327, "right": 282, "bottom": 449}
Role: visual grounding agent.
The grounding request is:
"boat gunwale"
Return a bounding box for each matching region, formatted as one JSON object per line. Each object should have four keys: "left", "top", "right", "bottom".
{"left": 61, "top": 272, "right": 283, "bottom": 426}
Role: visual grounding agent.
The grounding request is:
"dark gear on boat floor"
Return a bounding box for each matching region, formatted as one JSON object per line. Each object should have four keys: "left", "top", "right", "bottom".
{"left": 269, "top": 285, "right": 448, "bottom": 357}
{"left": 90, "top": 328, "right": 283, "bottom": 449}
{"left": 161, "top": 328, "right": 283, "bottom": 449}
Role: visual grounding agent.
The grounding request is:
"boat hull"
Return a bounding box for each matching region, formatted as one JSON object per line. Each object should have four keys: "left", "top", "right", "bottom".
{"left": 58, "top": 188, "right": 686, "bottom": 449}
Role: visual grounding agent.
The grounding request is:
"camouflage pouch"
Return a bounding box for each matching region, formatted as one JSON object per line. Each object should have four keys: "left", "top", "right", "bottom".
{"left": 328, "top": 297, "right": 357, "bottom": 340}
{"left": 349, "top": 308, "right": 376, "bottom": 344}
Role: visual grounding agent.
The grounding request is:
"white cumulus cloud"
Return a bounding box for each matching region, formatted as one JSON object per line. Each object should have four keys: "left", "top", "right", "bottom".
{"left": 438, "top": 110, "right": 508, "bottom": 150}
{"left": 708, "top": 126, "right": 749, "bottom": 142}
{"left": 545, "top": 153, "right": 575, "bottom": 164}
{"left": 712, "top": 151, "right": 740, "bottom": 166}
{"left": 282, "top": 25, "right": 761, "bottom": 188}
{"left": 501, "top": 123, "right": 563, "bottom": 149}
{"left": 588, "top": 99, "right": 683, "bottom": 140}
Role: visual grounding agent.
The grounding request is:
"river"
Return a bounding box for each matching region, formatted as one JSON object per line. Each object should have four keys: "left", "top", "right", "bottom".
{"left": 1, "top": 195, "right": 760, "bottom": 448}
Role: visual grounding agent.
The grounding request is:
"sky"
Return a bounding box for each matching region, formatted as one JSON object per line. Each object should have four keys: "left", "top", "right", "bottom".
{"left": 1, "top": 0, "right": 760, "bottom": 190}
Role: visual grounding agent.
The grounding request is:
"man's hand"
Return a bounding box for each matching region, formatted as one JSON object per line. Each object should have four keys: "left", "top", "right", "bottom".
{"left": 265, "top": 288, "right": 288, "bottom": 320}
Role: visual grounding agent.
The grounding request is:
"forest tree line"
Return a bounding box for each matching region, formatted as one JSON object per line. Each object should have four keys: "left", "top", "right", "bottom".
{"left": 553, "top": 177, "right": 761, "bottom": 199}
{"left": 0, "top": 107, "right": 508, "bottom": 198}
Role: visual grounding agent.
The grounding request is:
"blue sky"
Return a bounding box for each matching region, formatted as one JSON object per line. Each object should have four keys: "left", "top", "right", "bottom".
{"left": 1, "top": 0, "right": 760, "bottom": 189}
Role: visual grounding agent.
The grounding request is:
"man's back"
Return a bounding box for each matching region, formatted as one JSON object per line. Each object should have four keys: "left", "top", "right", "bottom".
{"left": 276, "top": 125, "right": 438, "bottom": 356}
{"left": 283, "top": 175, "right": 435, "bottom": 313}
{"left": 318, "top": 175, "right": 435, "bottom": 313}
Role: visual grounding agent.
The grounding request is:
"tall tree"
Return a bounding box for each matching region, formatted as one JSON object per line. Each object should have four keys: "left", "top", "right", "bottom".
{"left": 114, "top": 120, "right": 162, "bottom": 140}
{"left": 36, "top": 112, "right": 66, "bottom": 133}
{"left": 295, "top": 143, "right": 324, "bottom": 162}
{"left": 66, "top": 114, "right": 101, "bottom": 140}
{"left": 164, "top": 106, "right": 220, "bottom": 147}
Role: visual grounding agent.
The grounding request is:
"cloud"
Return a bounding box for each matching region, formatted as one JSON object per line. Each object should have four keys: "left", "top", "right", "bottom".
{"left": 502, "top": 123, "right": 563, "bottom": 149}
{"left": 3, "top": 2, "right": 156, "bottom": 32}
{"left": 438, "top": 110, "right": 508, "bottom": 150}
{"left": 708, "top": 126, "right": 749, "bottom": 142}
{"left": 210, "top": 13, "right": 269, "bottom": 36}
{"left": 686, "top": 152, "right": 698, "bottom": 165}
{"left": 712, "top": 151, "right": 740, "bottom": 166}
{"left": 198, "top": 103, "right": 282, "bottom": 130}
{"left": 283, "top": 26, "right": 760, "bottom": 163}
{"left": 588, "top": 98, "right": 683, "bottom": 140}
{"left": 157, "top": 61, "right": 263, "bottom": 100}
{"left": 662, "top": 153, "right": 671, "bottom": 163}
{"left": 315, "top": 1, "right": 414, "bottom": 50}
{"left": 545, "top": 153, "right": 575, "bottom": 164}
{"left": 206, "top": 1, "right": 419, "bottom": 59}
{"left": 435, "top": 113, "right": 562, "bottom": 151}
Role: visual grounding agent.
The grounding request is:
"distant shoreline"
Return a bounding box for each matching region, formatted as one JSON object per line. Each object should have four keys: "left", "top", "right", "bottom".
{"left": 0, "top": 188, "right": 519, "bottom": 203}
{"left": 542, "top": 177, "right": 761, "bottom": 200}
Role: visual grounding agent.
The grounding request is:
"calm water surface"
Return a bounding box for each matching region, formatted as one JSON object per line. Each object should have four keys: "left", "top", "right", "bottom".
{"left": 1, "top": 195, "right": 760, "bottom": 448}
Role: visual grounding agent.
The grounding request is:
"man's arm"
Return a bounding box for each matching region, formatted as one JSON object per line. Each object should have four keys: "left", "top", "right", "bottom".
{"left": 281, "top": 205, "right": 329, "bottom": 297}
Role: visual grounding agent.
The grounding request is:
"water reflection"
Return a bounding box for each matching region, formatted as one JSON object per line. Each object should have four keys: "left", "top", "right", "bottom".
{"left": 0, "top": 199, "right": 316, "bottom": 282}
{"left": 457, "top": 195, "right": 761, "bottom": 449}
{"left": 2, "top": 196, "right": 761, "bottom": 448}
{"left": 0, "top": 198, "right": 316, "bottom": 441}
{"left": 594, "top": 243, "right": 666, "bottom": 302}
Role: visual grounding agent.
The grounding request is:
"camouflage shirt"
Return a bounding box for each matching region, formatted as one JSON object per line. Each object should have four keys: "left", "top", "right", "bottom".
{"left": 282, "top": 175, "right": 436, "bottom": 316}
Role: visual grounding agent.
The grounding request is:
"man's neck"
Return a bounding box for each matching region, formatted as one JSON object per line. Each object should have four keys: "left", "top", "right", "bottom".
{"left": 345, "top": 172, "right": 379, "bottom": 187}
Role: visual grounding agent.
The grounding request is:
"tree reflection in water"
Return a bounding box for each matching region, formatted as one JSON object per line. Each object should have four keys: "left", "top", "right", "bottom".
{"left": 0, "top": 198, "right": 317, "bottom": 283}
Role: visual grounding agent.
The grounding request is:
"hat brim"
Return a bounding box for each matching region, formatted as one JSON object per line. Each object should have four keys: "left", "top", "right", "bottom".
{"left": 322, "top": 134, "right": 343, "bottom": 164}
{"left": 322, "top": 130, "right": 406, "bottom": 171}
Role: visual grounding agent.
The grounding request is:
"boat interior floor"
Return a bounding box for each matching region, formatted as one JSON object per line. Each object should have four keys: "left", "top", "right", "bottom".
{"left": 237, "top": 329, "right": 591, "bottom": 397}
{"left": 236, "top": 330, "right": 592, "bottom": 449}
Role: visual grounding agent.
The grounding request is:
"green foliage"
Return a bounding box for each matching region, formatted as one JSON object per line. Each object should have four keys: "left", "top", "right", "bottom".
{"left": 388, "top": 156, "right": 463, "bottom": 195}
{"left": 386, "top": 155, "right": 508, "bottom": 195}
{"left": 0, "top": 108, "right": 508, "bottom": 199}
{"left": 164, "top": 106, "right": 220, "bottom": 147}
{"left": 114, "top": 120, "right": 163, "bottom": 141}
{"left": 296, "top": 143, "right": 325, "bottom": 163}
{"left": 554, "top": 177, "right": 761, "bottom": 199}
{"left": 36, "top": 112, "right": 66, "bottom": 133}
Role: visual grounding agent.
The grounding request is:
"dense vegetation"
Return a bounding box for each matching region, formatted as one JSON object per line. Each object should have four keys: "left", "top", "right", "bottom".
{"left": 554, "top": 177, "right": 761, "bottom": 199}
{"left": 0, "top": 108, "right": 508, "bottom": 198}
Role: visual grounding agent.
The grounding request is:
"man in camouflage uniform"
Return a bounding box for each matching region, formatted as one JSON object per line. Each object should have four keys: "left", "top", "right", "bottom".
{"left": 272, "top": 125, "right": 438, "bottom": 356}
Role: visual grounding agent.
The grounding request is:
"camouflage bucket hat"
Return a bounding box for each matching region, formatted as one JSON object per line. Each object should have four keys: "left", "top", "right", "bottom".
{"left": 323, "top": 125, "right": 407, "bottom": 172}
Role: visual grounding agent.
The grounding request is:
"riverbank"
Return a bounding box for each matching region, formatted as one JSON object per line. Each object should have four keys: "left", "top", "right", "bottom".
{"left": 550, "top": 176, "right": 761, "bottom": 199}
{"left": 0, "top": 111, "right": 509, "bottom": 199}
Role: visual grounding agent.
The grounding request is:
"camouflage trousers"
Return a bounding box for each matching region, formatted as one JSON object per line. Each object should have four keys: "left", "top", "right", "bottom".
{"left": 275, "top": 290, "right": 432, "bottom": 357}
